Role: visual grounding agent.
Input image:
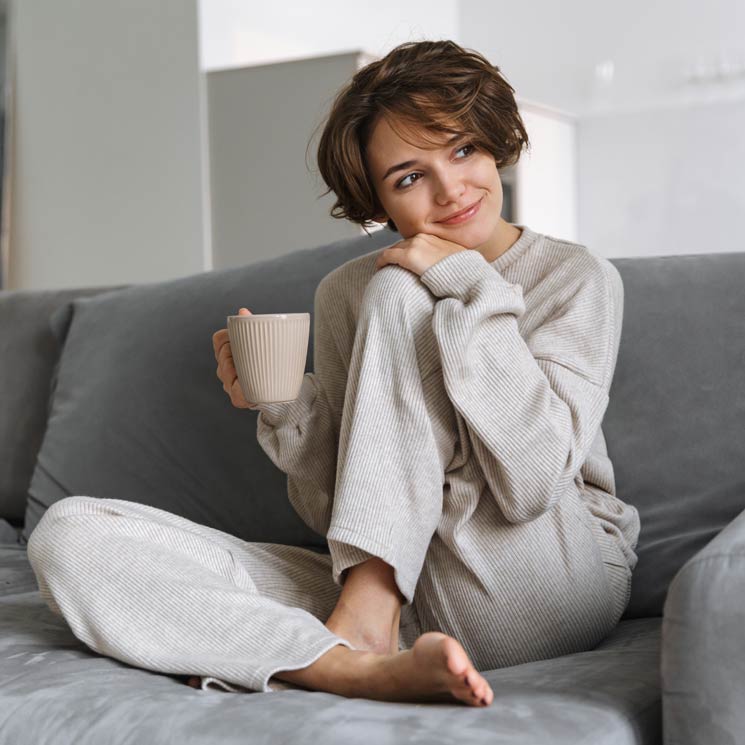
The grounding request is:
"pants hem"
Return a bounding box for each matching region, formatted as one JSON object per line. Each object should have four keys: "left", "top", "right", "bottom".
{"left": 327, "top": 524, "right": 419, "bottom": 606}
{"left": 198, "top": 635, "right": 357, "bottom": 694}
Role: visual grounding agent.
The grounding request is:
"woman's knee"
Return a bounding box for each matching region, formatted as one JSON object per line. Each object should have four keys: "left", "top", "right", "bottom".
{"left": 361, "top": 264, "right": 434, "bottom": 318}
{"left": 31, "top": 496, "right": 105, "bottom": 540}
{"left": 42, "top": 495, "right": 104, "bottom": 523}
{"left": 27, "top": 496, "right": 106, "bottom": 570}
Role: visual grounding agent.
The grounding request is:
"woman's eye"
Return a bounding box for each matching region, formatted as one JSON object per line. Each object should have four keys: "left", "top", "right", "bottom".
{"left": 395, "top": 143, "right": 475, "bottom": 190}
{"left": 396, "top": 172, "right": 420, "bottom": 189}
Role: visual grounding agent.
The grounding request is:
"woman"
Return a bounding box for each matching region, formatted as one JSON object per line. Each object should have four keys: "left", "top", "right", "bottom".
{"left": 27, "top": 39, "right": 640, "bottom": 708}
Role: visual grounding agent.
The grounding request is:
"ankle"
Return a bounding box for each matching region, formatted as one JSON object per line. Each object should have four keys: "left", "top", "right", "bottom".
{"left": 341, "top": 557, "right": 406, "bottom": 608}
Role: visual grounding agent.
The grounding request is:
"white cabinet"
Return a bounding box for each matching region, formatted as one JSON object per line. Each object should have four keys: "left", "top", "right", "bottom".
{"left": 503, "top": 98, "right": 578, "bottom": 242}
{"left": 206, "top": 51, "right": 378, "bottom": 271}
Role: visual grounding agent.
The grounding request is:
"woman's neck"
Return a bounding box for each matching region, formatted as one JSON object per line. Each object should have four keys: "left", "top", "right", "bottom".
{"left": 477, "top": 220, "right": 523, "bottom": 263}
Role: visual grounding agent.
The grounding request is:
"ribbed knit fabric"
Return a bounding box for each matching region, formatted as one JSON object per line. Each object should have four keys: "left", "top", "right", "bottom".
{"left": 27, "top": 224, "right": 640, "bottom": 696}
{"left": 256, "top": 223, "right": 639, "bottom": 662}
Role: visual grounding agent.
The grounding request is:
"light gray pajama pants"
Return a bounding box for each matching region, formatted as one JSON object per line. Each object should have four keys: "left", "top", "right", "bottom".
{"left": 26, "top": 264, "right": 631, "bottom": 694}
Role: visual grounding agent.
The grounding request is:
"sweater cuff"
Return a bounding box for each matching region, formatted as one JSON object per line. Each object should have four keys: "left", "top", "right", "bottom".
{"left": 419, "top": 249, "right": 511, "bottom": 301}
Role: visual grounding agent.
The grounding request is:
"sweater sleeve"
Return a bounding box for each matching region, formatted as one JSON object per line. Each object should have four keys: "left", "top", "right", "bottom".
{"left": 418, "top": 248, "right": 624, "bottom": 524}
{"left": 252, "top": 278, "right": 343, "bottom": 538}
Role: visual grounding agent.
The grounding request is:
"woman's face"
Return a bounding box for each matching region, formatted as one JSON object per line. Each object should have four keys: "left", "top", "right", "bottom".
{"left": 365, "top": 115, "right": 511, "bottom": 256}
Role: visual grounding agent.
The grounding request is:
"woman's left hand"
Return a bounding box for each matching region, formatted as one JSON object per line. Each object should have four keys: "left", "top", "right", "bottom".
{"left": 374, "top": 233, "right": 469, "bottom": 278}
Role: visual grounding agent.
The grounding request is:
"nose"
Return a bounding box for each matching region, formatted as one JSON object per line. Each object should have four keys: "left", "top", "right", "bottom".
{"left": 434, "top": 170, "right": 466, "bottom": 205}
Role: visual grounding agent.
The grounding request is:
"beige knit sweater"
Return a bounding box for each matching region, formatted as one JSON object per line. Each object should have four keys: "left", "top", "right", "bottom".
{"left": 253, "top": 225, "right": 640, "bottom": 572}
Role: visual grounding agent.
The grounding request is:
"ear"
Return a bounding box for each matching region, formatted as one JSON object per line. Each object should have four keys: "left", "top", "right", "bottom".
{"left": 371, "top": 210, "right": 389, "bottom": 224}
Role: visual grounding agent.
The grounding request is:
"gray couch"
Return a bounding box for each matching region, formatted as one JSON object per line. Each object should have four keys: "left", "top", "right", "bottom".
{"left": 1, "top": 228, "right": 743, "bottom": 745}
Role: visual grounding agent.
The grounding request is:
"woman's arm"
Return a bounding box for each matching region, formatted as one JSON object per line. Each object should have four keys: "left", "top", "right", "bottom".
{"left": 253, "top": 276, "right": 346, "bottom": 538}
{"left": 419, "top": 249, "right": 624, "bottom": 524}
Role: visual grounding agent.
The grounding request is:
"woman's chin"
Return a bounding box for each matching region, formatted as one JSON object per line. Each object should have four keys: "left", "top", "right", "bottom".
{"left": 436, "top": 223, "right": 490, "bottom": 245}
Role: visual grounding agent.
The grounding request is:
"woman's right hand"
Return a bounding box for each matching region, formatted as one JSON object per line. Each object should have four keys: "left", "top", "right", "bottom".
{"left": 212, "top": 308, "right": 260, "bottom": 410}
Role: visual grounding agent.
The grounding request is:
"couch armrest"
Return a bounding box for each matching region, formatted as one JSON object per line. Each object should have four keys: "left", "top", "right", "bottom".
{"left": 661, "top": 506, "right": 745, "bottom": 745}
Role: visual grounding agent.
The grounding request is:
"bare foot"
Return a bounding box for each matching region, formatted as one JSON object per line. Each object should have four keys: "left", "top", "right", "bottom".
{"left": 184, "top": 631, "right": 493, "bottom": 706}
{"left": 272, "top": 631, "right": 493, "bottom": 707}
{"left": 366, "top": 631, "right": 494, "bottom": 706}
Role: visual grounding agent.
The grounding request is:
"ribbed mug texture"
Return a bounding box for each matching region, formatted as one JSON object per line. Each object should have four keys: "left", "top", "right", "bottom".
{"left": 227, "top": 314, "right": 310, "bottom": 404}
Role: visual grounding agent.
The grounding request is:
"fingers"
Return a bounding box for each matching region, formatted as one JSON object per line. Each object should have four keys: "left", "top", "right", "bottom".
{"left": 229, "top": 375, "right": 253, "bottom": 409}
{"left": 213, "top": 308, "right": 256, "bottom": 409}
{"left": 219, "top": 365, "right": 250, "bottom": 409}
{"left": 214, "top": 336, "right": 234, "bottom": 386}
{"left": 212, "top": 308, "right": 251, "bottom": 356}
{"left": 212, "top": 329, "right": 229, "bottom": 358}
{"left": 212, "top": 307, "right": 248, "bottom": 362}
{"left": 218, "top": 347, "right": 251, "bottom": 409}
{"left": 217, "top": 355, "right": 236, "bottom": 391}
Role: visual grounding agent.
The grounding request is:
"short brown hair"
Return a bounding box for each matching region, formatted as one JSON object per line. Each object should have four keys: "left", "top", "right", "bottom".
{"left": 312, "top": 39, "right": 530, "bottom": 234}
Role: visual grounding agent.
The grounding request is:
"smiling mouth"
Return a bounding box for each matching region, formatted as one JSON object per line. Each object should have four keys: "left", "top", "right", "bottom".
{"left": 437, "top": 197, "right": 483, "bottom": 224}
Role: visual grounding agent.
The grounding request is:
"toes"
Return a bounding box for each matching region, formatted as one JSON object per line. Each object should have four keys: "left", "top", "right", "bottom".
{"left": 480, "top": 684, "right": 493, "bottom": 706}
{"left": 462, "top": 669, "right": 482, "bottom": 696}
{"left": 463, "top": 669, "right": 480, "bottom": 691}
{"left": 468, "top": 679, "right": 491, "bottom": 706}
{"left": 468, "top": 675, "right": 492, "bottom": 704}
{"left": 456, "top": 668, "right": 492, "bottom": 706}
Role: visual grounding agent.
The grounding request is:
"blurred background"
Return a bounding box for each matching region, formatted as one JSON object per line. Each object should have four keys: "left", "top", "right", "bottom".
{"left": 0, "top": 0, "right": 742, "bottom": 290}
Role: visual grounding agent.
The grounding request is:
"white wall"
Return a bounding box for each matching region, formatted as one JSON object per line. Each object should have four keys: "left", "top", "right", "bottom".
{"left": 198, "top": 0, "right": 460, "bottom": 71}
{"left": 8, "top": 0, "right": 207, "bottom": 290}
{"left": 579, "top": 98, "right": 745, "bottom": 259}
{"left": 460, "top": 0, "right": 745, "bottom": 117}
{"left": 460, "top": 0, "right": 744, "bottom": 258}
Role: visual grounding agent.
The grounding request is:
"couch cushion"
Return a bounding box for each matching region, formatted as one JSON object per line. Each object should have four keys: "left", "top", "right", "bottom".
{"left": 0, "top": 546, "right": 661, "bottom": 745}
{"left": 22, "top": 230, "right": 396, "bottom": 547}
{"left": 0, "top": 287, "right": 124, "bottom": 525}
{"left": 607, "top": 251, "right": 745, "bottom": 619}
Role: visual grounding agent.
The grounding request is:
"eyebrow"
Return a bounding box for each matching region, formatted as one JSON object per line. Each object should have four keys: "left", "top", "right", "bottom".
{"left": 381, "top": 133, "right": 468, "bottom": 182}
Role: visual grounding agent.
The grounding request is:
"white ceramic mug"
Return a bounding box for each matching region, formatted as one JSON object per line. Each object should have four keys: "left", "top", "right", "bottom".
{"left": 226, "top": 313, "right": 310, "bottom": 404}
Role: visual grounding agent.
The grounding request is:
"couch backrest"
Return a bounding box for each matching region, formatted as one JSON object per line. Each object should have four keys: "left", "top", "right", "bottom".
{"left": 4, "top": 233, "right": 743, "bottom": 620}
{"left": 607, "top": 251, "right": 745, "bottom": 618}
{"left": 0, "top": 285, "right": 128, "bottom": 526}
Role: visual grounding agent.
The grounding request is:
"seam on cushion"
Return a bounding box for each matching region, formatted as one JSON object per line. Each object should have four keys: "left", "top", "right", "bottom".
{"left": 678, "top": 551, "right": 745, "bottom": 567}
{"left": 668, "top": 552, "right": 745, "bottom": 598}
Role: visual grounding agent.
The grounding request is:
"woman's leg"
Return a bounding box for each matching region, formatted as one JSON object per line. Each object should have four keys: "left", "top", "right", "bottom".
{"left": 413, "top": 478, "right": 633, "bottom": 673}
{"left": 322, "top": 264, "right": 462, "bottom": 644}
{"left": 27, "top": 495, "right": 493, "bottom": 705}
{"left": 26, "top": 495, "right": 357, "bottom": 693}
